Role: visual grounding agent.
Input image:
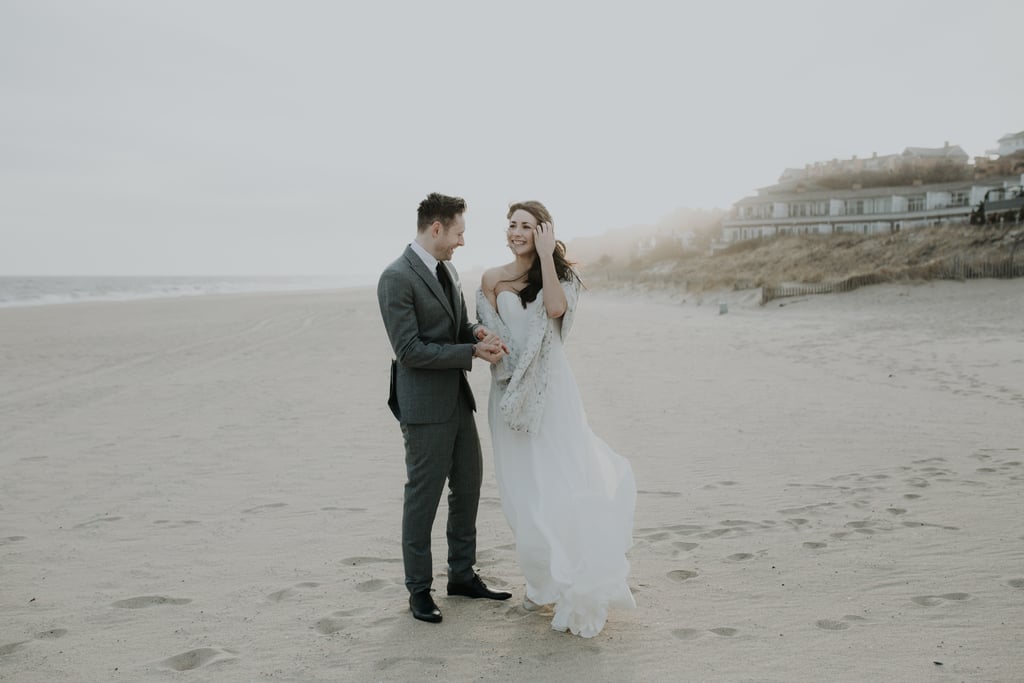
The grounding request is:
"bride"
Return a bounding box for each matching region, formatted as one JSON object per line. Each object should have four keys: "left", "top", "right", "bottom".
{"left": 476, "top": 200, "right": 636, "bottom": 638}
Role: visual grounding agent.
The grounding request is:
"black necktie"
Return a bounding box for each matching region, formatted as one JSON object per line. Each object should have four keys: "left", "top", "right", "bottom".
{"left": 436, "top": 262, "right": 453, "bottom": 301}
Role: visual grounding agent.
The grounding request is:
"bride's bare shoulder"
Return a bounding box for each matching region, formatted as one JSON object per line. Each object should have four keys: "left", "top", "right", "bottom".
{"left": 480, "top": 264, "right": 515, "bottom": 293}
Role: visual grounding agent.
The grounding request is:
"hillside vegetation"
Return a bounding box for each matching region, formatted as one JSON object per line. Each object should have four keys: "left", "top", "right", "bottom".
{"left": 581, "top": 222, "right": 1024, "bottom": 294}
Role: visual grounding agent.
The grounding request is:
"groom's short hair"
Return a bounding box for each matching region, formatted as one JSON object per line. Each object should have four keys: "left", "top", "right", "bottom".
{"left": 418, "top": 193, "right": 467, "bottom": 232}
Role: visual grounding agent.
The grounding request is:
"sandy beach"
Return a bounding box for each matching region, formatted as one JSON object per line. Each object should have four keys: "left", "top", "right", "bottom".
{"left": 1, "top": 280, "right": 1022, "bottom": 682}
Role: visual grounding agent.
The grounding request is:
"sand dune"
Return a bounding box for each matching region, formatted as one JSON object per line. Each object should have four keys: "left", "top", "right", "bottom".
{"left": 1, "top": 281, "right": 1022, "bottom": 681}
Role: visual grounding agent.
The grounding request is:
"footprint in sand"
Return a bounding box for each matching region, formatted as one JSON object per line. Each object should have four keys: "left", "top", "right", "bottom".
{"left": 160, "top": 647, "right": 237, "bottom": 671}
{"left": 340, "top": 556, "right": 402, "bottom": 566}
{"left": 803, "top": 541, "right": 827, "bottom": 549}
{"left": 816, "top": 614, "right": 867, "bottom": 630}
{"left": 667, "top": 570, "right": 698, "bottom": 582}
{"left": 315, "top": 607, "right": 372, "bottom": 634}
{"left": 726, "top": 553, "right": 754, "bottom": 561}
{"left": 112, "top": 596, "right": 191, "bottom": 609}
{"left": 74, "top": 516, "right": 122, "bottom": 529}
{"left": 663, "top": 524, "right": 705, "bottom": 535}
{"left": 355, "top": 579, "right": 391, "bottom": 593}
{"left": 672, "top": 542, "right": 699, "bottom": 552}
{"left": 778, "top": 503, "right": 836, "bottom": 516}
{"left": 269, "top": 582, "right": 321, "bottom": 601}
{"left": 886, "top": 508, "right": 907, "bottom": 515}
{"left": 911, "top": 593, "right": 970, "bottom": 607}
{"left": 815, "top": 619, "right": 849, "bottom": 630}
{"left": 0, "top": 536, "right": 27, "bottom": 546}
{"left": 35, "top": 629, "right": 67, "bottom": 640}
{"left": 241, "top": 503, "right": 287, "bottom": 514}
{"left": 638, "top": 489, "right": 682, "bottom": 497}
{"left": 699, "top": 528, "right": 734, "bottom": 539}
{"left": 845, "top": 520, "right": 889, "bottom": 535}
{"left": 153, "top": 520, "right": 200, "bottom": 528}
{"left": 0, "top": 642, "right": 27, "bottom": 656}
{"left": 903, "top": 493, "right": 922, "bottom": 500}
{"left": 720, "top": 519, "right": 765, "bottom": 529}
{"left": 709, "top": 627, "right": 737, "bottom": 636}
{"left": 1007, "top": 579, "right": 1024, "bottom": 589}
{"left": 314, "top": 618, "right": 346, "bottom": 635}
{"left": 671, "top": 628, "right": 702, "bottom": 640}
{"left": 268, "top": 589, "right": 295, "bottom": 602}
{"left": 901, "top": 521, "right": 959, "bottom": 531}
{"left": 316, "top": 614, "right": 396, "bottom": 634}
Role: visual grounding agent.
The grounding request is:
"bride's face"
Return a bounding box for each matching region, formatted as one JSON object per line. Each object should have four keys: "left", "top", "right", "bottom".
{"left": 507, "top": 209, "right": 537, "bottom": 257}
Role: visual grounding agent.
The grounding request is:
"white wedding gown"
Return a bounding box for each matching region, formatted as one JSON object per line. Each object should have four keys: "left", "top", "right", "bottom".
{"left": 488, "top": 290, "right": 636, "bottom": 638}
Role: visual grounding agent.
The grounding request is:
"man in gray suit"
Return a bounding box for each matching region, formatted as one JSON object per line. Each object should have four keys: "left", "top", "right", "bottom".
{"left": 377, "top": 192, "right": 512, "bottom": 624}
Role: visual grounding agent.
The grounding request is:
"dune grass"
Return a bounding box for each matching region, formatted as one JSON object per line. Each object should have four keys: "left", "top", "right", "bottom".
{"left": 587, "top": 222, "right": 1024, "bottom": 294}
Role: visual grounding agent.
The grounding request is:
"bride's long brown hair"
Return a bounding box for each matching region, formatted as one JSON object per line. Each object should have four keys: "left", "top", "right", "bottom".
{"left": 503, "top": 200, "right": 580, "bottom": 308}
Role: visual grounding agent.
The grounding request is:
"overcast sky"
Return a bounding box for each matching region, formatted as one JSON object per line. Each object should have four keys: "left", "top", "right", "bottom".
{"left": 2, "top": 0, "right": 1022, "bottom": 279}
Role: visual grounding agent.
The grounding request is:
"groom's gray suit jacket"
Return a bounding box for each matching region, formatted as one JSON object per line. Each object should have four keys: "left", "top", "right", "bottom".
{"left": 377, "top": 245, "right": 480, "bottom": 423}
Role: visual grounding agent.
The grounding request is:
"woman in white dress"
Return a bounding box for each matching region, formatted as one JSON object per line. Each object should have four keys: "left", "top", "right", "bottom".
{"left": 476, "top": 200, "right": 636, "bottom": 638}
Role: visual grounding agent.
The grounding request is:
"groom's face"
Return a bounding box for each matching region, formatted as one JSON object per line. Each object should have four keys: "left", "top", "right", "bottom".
{"left": 433, "top": 214, "right": 466, "bottom": 261}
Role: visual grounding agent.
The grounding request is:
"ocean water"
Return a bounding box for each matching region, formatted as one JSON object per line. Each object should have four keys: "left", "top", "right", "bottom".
{"left": 0, "top": 275, "right": 370, "bottom": 308}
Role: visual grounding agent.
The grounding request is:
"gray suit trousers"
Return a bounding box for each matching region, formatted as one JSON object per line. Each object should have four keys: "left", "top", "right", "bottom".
{"left": 400, "top": 389, "right": 482, "bottom": 593}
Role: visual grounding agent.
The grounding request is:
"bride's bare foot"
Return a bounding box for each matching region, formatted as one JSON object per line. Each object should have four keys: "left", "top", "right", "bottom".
{"left": 522, "top": 596, "right": 543, "bottom": 612}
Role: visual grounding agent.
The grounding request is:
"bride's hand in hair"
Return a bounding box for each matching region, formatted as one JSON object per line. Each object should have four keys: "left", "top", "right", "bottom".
{"left": 534, "top": 222, "right": 556, "bottom": 257}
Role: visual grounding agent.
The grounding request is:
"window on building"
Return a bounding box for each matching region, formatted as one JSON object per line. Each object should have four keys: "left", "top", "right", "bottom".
{"left": 867, "top": 198, "right": 890, "bottom": 214}
{"left": 908, "top": 195, "right": 925, "bottom": 212}
{"left": 843, "top": 200, "right": 864, "bottom": 215}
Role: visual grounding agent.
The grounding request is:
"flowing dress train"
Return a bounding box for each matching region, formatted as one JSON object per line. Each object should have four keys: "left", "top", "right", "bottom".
{"left": 488, "top": 289, "right": 636, "bottom": 638}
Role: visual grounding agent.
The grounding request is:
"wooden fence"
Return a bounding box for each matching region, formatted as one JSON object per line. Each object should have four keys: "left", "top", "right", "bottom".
{"left": 761, "top": 256, "right": 1024, "bottom": 305}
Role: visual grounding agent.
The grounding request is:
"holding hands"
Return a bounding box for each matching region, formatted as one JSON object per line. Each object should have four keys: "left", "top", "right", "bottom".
{"left": 474, "top": 325, "right": 509, "bottom": 364}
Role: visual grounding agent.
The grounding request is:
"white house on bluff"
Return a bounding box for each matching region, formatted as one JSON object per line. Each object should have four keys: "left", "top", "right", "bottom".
{"left": 987, "top": 130, "right": 1024, "bottom": 157}
{"left": 721, "top": 139, "right": 1021, "bottom": 244}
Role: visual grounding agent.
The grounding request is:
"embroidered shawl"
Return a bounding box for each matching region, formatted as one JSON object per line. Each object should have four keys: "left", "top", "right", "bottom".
{"left": 475, "top": 278, "right": 580, "bottom": 434}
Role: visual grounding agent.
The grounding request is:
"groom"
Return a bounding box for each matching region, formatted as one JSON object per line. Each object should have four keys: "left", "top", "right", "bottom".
{"left": 377, "top": 192, "right": 512, "bottom": 624}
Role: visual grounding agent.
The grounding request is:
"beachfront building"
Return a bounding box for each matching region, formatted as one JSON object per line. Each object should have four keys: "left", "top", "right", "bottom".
{"left": 721, "top": 141, "right": 1020, "bottom": 244}
{"left": 976, "top": 131, "right": 1024, "bottom": 178}
{"left": 987, "top": 130, "right": 1024, "bottom": 157}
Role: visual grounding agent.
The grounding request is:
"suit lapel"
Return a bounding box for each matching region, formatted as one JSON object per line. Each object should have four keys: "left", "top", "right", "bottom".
{"left": 403, "top": 246, "right": 456, "bottom": 324}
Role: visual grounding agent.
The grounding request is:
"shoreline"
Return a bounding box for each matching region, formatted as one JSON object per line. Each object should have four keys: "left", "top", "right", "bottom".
{"left": 0, "top": 275, "right": 376, "bottom": 310}
{"left": 0, "top": 284, "right": 377, "bottom": 311}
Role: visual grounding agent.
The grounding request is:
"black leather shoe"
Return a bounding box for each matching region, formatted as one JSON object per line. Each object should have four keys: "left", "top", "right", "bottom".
{"left": 409, "top": 590, "right": 442, "bottom": 623}
{"left": 446, "top": 574, "right": 512, "bottom": 600}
